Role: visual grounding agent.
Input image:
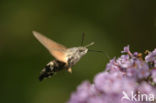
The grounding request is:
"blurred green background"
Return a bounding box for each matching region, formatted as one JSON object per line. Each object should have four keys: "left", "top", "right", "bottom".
{"left": 0, "top": 0, "right": 155, "bottom": 103}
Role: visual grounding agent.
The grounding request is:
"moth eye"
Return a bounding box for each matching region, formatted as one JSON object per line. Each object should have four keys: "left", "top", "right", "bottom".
{"left": 79, "top": 50, "right": 83, "bottom": 52}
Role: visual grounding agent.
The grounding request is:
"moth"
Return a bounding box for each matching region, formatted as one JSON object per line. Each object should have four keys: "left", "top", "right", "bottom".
{"left": 33, "top": 31, "right": 99, "bottom": 81}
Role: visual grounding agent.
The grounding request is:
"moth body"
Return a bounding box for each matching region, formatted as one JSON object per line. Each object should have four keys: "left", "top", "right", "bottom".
{"left": 39, "top": 60, "right": 67, "bottom": 81}
{"left": 33, "top": 31, "right": 93, "bottom": 81}
{"left": 66, "top": 47, "right": 88, "bottom": 67}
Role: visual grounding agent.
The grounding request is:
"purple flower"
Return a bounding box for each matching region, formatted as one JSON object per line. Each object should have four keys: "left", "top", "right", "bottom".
{"left": 94, "top": 72, "right": 137, "bottom": 95}
{"left": 68, "top": 81, "right": 99, "bottom": 103}
{"left": 107, "top": 55, "right": 150, "bottom": 79}
{"left": 145, "top": 49, "right": 156, "bottom": 63}
{"left": 121, "top": 45, "right": 130, "bottom": 53}
{"left": 116, "top": 55, "right": 134, "bottom": 69}
{"left": 106, "top": 58, "right": 120, "bottom": 72}
{"left": 87, "top": 95, "right": 106, "bottom": 103}
{"left": 152, "top": 69, "right": 156, "bottom": 83}
{"left": 138, "top": 82, "right": 156, "bottom": 94}
{"left": 121, "top": 45, "right": 133, "bottom": 57}
{"left": 133, "top": 52, "right": 138, "bottom": 57}
{"left": 94, "top": 72, "right": 123, "bottom": 94}
{"left": 133, "top": 59, "right": 150, "bottom": 79}
{"left": 68, "top": 46, "right": 156, "bottom": 103}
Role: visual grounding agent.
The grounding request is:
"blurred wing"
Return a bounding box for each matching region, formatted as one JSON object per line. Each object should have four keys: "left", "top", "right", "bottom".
{"left": 33, "top": 31, "right": 67, "bottom": 63}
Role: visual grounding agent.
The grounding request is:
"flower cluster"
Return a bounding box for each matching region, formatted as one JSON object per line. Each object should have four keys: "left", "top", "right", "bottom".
{"left": 68, "top": 46, "right": 156, "bottom": 103}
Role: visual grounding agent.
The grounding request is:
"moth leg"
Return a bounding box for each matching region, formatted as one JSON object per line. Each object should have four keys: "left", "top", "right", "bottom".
{"left": 67, "top": 68, "right": 72, "bottom": 73}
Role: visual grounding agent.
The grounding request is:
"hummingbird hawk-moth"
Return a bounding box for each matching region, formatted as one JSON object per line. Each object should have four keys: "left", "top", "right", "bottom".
{"left": 33, "top": 31, "right": 96, "bottom": 81}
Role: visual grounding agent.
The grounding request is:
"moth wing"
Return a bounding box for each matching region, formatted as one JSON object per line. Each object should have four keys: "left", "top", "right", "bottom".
{"left": 33, "top": 31, "right": 67, "bottom": 63}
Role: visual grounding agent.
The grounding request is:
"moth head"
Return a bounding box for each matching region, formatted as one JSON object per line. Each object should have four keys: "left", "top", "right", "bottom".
{"left": 77, "top": 42, "right": 95, "bottom": 56}
{"left": 77, "top": 47, "right": 88, "bottom": 56}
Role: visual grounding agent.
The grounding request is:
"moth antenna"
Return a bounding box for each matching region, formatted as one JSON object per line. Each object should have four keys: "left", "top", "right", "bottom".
{"left": 81, "top": 32, "right": 85, "bottom": 46}
{"left": 85, "top": 42, "right": 95, "bottom": 48}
